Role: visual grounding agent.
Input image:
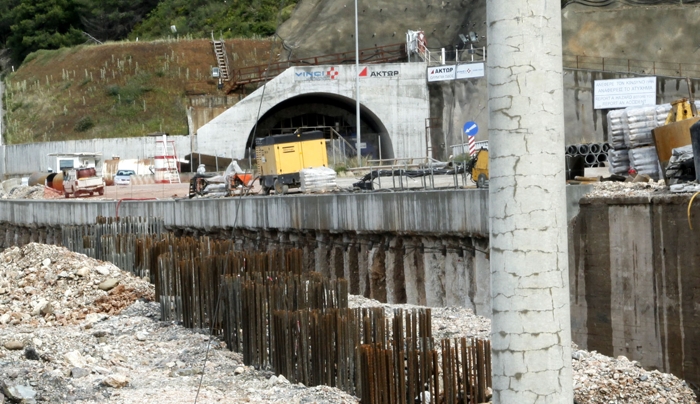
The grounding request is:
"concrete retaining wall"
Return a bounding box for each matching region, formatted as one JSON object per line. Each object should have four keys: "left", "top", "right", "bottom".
{"left": 2, "top": 135, "right": 192, "bottom": 178}
{"left": 571, "top": 196, "right": 700, "bottom": 389}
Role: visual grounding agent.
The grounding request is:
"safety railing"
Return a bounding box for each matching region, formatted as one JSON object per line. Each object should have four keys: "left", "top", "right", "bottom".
{"left": 563, "top": 55, "right": 700, "bottom": 78}
{"left": 228, "top": 43, "right": 407, "bottom": 91}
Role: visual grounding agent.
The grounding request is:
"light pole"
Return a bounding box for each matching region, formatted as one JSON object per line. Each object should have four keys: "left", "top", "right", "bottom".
{"left": 354, "top": 0, "right": 361, "bottom": 166}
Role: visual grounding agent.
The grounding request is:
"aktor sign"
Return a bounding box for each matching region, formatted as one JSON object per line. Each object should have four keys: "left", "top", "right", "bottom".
{"left": 294, "top": 66, "right": 340, "bottom": 81}
{"left": 358, "top": 67, "right": 400, "bottom": 78}
{"left": 427, "top": 66, "right": 455, "bottom": 82}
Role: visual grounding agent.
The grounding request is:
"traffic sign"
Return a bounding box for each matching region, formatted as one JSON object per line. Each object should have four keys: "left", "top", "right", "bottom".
{"left": 463, "top": 121, "right": 479, "bottom": 137}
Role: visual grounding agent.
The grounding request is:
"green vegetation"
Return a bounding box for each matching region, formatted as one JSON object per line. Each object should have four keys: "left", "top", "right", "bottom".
{"left": 129, "top": 0, "right": 296, "bottom": 40}
{"left": 1, "top": 0, "right": 296, "bottom": 65}
{"left": 6, "top": 0, "right": 85, "bottom": 63}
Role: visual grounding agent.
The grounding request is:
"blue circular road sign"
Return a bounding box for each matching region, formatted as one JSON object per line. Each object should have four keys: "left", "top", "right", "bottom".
{"left": 463, "top": 121, "right": 479, "bottom": 137}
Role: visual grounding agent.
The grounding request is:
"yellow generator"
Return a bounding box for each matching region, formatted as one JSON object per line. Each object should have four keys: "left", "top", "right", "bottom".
{"left": 256, "top": 130, "right": 328, "bottom": 194}
{"left": 471, "top": 148, "right": 489, "bottom": 188}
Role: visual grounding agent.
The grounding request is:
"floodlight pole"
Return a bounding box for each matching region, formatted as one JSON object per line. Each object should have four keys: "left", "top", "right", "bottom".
{"left": 354, "top": 0, "right": 361, "bottom": 166}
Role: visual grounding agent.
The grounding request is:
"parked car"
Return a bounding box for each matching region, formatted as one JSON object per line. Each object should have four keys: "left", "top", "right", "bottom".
{"left": 114, "top": 170, "right": 136, "bottom": 186}
{"left": 64, "top": 167, "right": 105, "bottom": 197}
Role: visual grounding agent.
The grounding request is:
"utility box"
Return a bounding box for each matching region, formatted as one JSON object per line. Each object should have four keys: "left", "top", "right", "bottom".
{"left": 256, "top": 130, "right": 328, "bottom": 194}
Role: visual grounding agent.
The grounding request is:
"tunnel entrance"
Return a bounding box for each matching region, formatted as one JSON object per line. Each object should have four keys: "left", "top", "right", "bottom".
{"left": 245, "top": 93, "right": 393, "bottom": 161}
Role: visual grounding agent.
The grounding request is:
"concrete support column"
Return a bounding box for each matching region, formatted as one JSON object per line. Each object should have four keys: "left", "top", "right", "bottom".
{"left": 402, "top": 238, "right": 426, "bottom": 305}
{"left": 345, "top": 243, "right": 360, "bottom": 295}
{"left": 422, "top": 237, "right": 445, "bottom": 307}
{"left": 487, "top": 0, "right": 573, "bottom": 402}
{"left": 368, "top": 239, "right": 387, "bottom": 302}
{"left": 385, "top": 237, "right": 406, "bottom": 304}
{"left": 314, "top": 232, "right": 330, "bottom": 278}
{"left": 358, "top": 237, "right": 370, "bottom": 297}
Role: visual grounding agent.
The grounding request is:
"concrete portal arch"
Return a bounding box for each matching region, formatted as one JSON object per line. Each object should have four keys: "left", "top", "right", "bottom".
{"left": 196, "top": 63, "right": 429, "bottom": 160}
{"left": 246, "top": 93, "right": 394, "bottom": 159}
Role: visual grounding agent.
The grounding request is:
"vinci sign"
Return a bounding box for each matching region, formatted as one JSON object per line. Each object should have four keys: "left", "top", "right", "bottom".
{"left": 294, "top": 66, "right": 340, "bottom": 81}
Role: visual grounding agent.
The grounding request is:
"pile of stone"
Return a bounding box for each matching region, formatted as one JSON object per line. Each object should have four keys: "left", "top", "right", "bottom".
{"left": 0, "top": 243, "right": 153, "bottom": 327}
{"left": 584, "top": 179, "right": 667, "bottom": 198}
{"left": 0, "top": 300, "right": 359, "bottom": 403}
{"left": 572, "top": 349, "right": 696, "bottom": 403}
{"left": 0, "top": 185, "right": 62, "bottom": 200}
{"left": 348, "top": 294, "right": 491, "bottom": 340}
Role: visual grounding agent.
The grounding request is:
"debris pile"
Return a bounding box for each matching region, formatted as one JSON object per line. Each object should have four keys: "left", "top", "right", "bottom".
{"left": 585, "top": 179, "right": 667, "bottom": 198}
{"left": 0, "top": 185, "right": 56, "bottom": 200}
{"left": 0, "top": 244, "right": 696, "bottom": 403}
{"left": 572, "top": 349, "right": 696, "bottom": 403}
{"left": 0, "top": 243, "right": 153, "bottom": 327}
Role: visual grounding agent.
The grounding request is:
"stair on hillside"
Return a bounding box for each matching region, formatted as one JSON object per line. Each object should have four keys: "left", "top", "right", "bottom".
{"left": 212, "top": 38, "right": 231, "bottom": 81}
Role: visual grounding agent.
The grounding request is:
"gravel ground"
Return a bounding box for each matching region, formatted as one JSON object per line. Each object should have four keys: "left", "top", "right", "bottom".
{"left": 0, "top": 244, "right": 697, "bottom": 403}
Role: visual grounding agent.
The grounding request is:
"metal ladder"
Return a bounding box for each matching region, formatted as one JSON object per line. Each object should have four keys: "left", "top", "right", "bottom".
{"left": 160, "top": 135, "right": 181, "bottom": 183}
{"left": 211, "top": 33, "right": 231, "bottom": 81}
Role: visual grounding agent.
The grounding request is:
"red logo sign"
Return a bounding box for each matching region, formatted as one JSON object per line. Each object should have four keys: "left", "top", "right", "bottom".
{"left": 359, "top": 67, "right": 368, "bottom": 77}
{"left": 327, "top": 67, "right": 339, "bottom": 79}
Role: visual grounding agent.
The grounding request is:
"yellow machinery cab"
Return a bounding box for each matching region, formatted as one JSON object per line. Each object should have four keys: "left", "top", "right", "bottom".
{"left": 471, "top": 148, "right": 489, "bottom": 188}
{"left": 256, "top": 130, "right": 328, "bottom": 194}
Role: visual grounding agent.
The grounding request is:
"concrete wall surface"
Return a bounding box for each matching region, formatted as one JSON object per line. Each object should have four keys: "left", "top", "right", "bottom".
{"left": 196, "top": 62, "right": 430, "bottom": 159}
{"left": 0, "top": 145, "right": 5, "bottom": 180}
{"left": 0, "top": 189, "right": 490, "bottom": 237}
{"left": 2, "top": 136, "right": 192, "bottom": 177}
{"left": 0, "top": 185, "right": 589, "bottom": 319}
{"left": 571, "top": 196, "right": 700, "bottom": 389}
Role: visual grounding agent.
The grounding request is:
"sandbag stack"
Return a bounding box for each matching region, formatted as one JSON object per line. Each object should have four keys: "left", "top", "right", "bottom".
{"left": 606, "top": 103, "right": 673, "bottom": 180}
{"left": 299, "top": 167, "right": 337, "bottom": 193}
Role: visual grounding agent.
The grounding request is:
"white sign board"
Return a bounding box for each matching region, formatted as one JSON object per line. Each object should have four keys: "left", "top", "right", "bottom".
{"left": 594, "top": 77, "right": 656, "bottom": 109}
{"left": 427, "top": 66, "right": 455, "bottom": 82}
{"left": 456, "top": 62, "right": 485, "bottom": 79}
{"left": 427, "top": 62, "right": 485, "bottom": 82}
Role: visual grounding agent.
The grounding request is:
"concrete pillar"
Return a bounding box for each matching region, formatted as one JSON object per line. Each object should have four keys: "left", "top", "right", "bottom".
{"left": 314, "top": 232, "right": 330, "bottom": 278}
{"left": 385, "top": 237, "right": 406, "bottom": 304}
{"left": 368, "top": 240, "right": 387, "bottom": 302}
{"left": 345, "top": 243, "right": 360, "bottom": 295}
{"left": 487, "top": 0, "right": 573, "bottom": 402}
{"left": 330, "top": 242, "right": 345, "bottom": 280}
{"left": 422, "top": 237, "right": 445, "bottom": 307}
{"left": 358, "top": 237, "right": 370, "bottom": 297}
{"left": 403, "top": 238, "right": 427, "bottom": 305}
{"left": 444, "top": 243, "right": 472, "bottom": 310}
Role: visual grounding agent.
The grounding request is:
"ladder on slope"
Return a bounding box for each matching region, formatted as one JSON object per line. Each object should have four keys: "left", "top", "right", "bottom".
{"left": 157, "top": 135, "right": 181, "bottom": 184}
{"left": 212, "top": 34, "right": 231, "bottom": 81}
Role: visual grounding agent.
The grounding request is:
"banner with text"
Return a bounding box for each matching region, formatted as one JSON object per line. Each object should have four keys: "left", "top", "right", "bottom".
{"left": 427, "top": 62, "right": 485, "bottom": 82}
{"left": 594, "top": 77, "right": 656, "bottom": 109}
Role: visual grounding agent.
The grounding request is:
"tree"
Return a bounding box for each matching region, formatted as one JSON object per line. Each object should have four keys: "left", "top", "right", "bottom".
{"left": 76, "top": 0, "right": 160, "bottom": 42}
{"left": 0, "top": 0, "right": 21, "bottom": 48}
{"left": 7, "top": 0, "right": 85, "bottom": 63}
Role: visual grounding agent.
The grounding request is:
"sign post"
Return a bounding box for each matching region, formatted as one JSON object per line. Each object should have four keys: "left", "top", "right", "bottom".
{"left": 463, "top": 121, "right": 479, "bottom": 156}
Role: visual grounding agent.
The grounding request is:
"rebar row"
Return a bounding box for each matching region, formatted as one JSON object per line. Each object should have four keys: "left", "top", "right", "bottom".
{"left": 59, "top": 216, "right": 493, "bottom": 404}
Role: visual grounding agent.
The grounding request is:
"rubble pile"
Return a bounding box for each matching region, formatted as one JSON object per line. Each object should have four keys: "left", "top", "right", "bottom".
{"left": 0, "top": 243, "right": 153, "bottom": 327}
{"left": 585, "top": 179, "right": 668, "bottom": 198}
{"left": 0, "top": 244, "right": 696, "bottom": 403}
{"left": 0, "top": 185, "right": 62, "bottom": 200}
{"left": 572, "top": 350, "right": 696, "bottom": 403}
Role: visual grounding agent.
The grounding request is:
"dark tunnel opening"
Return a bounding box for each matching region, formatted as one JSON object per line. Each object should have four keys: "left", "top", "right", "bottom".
{"left": 244, "top": 93, "right": 394, "bottom": 161}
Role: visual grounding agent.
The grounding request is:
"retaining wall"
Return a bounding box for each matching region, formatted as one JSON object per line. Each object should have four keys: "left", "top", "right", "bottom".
{"left": 571, "top": 195, "right": 700, "bottom": 390}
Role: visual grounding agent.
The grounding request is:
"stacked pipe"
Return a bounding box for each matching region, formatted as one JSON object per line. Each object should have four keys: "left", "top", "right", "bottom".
{"left": 565, "top": 142, "right": 610, "bottom": 168}
{"left": 606, "top": 103, "right": 673, "bottom": 179}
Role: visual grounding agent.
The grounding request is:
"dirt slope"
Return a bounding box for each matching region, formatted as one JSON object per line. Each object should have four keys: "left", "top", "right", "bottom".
{"left": 3, "top": 38, "right": 277, "bottom": 145}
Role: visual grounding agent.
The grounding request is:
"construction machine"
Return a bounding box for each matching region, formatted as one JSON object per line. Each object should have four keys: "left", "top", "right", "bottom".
{"left": 256, "top": 130, "right": 329, "bottom": 195}
{"left": 466, "top": 148, "right": 489, "bottom": 188}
